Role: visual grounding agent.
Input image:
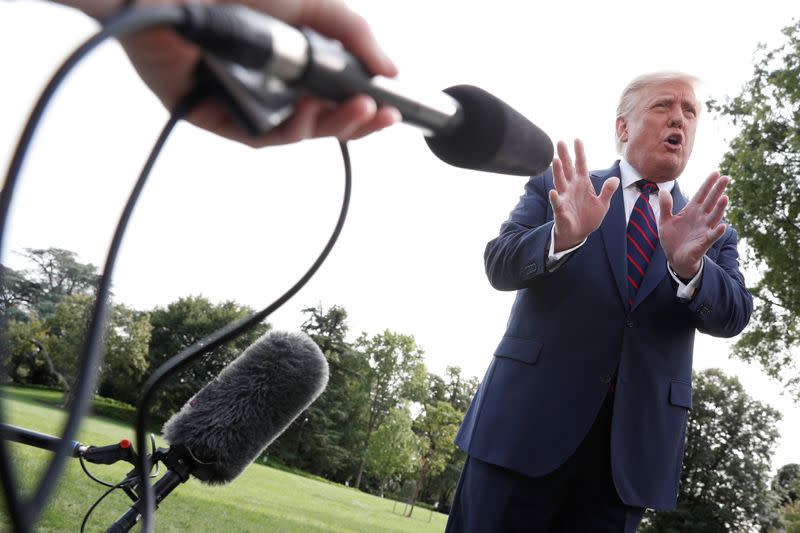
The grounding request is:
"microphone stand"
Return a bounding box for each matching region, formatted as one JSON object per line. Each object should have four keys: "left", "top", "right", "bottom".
{"left": 106, "top": 445, "right": 196, "bottom": 533}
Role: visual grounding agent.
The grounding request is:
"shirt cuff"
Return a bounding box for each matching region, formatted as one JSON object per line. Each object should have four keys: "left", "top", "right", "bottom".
{"left": 669, "top": 258, "right": 704, "bottom": 300}
{"left": 547, "top": 225, "right": 587, "bottom": 270}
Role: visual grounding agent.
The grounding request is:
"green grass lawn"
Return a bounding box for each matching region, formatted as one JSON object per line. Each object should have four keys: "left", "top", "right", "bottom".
{"left": 0, "top": 387, "right": 447, "bottom": 532}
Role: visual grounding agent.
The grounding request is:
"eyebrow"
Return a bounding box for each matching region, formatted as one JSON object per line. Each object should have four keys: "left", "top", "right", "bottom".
{"left": 650, "top": 95, "right": 698, "bottom": 111}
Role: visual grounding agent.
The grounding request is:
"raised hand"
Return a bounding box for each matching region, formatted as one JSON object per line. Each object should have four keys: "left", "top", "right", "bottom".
{"left": 548, "top": 139, "right": 619, "bottom": 252}
{"left": 658, "top": 171, "right": 729, "bottom": 279}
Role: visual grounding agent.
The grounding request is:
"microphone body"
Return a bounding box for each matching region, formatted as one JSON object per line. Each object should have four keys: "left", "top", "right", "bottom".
{"left": 177, "top": 5, "right": 554, "bottom": 176}
{"left": 108, "top": 331, "right": 328, "bottom": 531}
{"left": 161, "top": 330, "right": 328, "bottom": 484}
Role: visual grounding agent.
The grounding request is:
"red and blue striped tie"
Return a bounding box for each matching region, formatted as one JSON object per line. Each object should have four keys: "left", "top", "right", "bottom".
{"left": 626, "top": 180, "right": 659, "bottom": 307}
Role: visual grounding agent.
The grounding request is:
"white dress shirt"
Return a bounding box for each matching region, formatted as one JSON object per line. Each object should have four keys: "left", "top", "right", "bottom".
{"left": 546, "top": 159, "right": 702, "bottom": 300}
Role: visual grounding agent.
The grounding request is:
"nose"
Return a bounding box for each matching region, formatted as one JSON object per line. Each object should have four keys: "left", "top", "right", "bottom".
{"left": 668, "top": 108, "right": 684, "bottom": 129}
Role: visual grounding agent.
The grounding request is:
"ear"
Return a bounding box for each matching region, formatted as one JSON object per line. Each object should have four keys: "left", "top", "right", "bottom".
{"left": 615, "top": 115, "right": 628, "bottom": 144}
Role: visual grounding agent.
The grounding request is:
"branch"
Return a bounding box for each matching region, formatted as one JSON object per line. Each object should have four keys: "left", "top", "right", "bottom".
{"left": 752, "top": 292, "right": 790, "bottom": 312}
{"left": 30, "top": 338, "right": 71, "bottom": 400}
{"left": 780, "top": 216, "right": 800, "bottom": 234}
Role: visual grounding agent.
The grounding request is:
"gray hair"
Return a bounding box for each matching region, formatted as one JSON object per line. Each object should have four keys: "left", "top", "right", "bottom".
{"left": 615, "top": 71, "right": 701, "bottom": 154}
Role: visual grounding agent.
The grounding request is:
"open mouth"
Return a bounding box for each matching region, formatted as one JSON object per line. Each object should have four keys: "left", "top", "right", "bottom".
{"left": 665, "top": 133, "right": 683, "bottom": 147}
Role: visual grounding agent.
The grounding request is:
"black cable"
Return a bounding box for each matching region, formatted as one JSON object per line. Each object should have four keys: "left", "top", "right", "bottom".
{"left": 0, "top": 7, "right": 185, "bottom": 531}
{"left": 79, "top": 455, "right": 118, "bottom": 489}
{"left": 101, "top": 86, "right": 205, "bottom": 532}
{"left": 80, "top": 475, "right": 138, "bottom": 533}
{"left": 132, "top": 140, "right": 353, "bottom": 533}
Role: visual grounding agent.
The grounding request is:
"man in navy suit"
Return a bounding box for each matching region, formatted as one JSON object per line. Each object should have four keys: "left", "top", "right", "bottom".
{"left": 445, "top": 72, "right": 753, "bottom": 532}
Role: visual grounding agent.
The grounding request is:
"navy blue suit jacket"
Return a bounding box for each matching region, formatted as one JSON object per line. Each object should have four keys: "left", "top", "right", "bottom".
{"left": 455, "top": 162, "right": 752, "bottom": 510}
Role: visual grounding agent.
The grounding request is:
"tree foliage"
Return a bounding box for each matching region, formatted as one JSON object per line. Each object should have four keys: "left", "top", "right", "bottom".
{"left": 365, "top": 405, "right": 417, "bottom": 492}
{"left": 762, "top": 463, "right": 800, "bottom": 533}
{"left": 2, "top": 247, "right": 480, "bottom": 510}
{"left": 4, "top": 248, "right": 100, "bottom": 318}
{"left": 351, "top": 329, "right": 427, "bottom": 489}
{"left": 421, "top": 366, "right": 478, "bottom": 510}
{"left": 268, "top": 304, "right": 367, "bottom": 480}
{"left": 406, "top": 400, "right": 461, "bottom": 517}
{"left": 643, "top": 369, "right": 781, "bottom": 532}
{"left": 711, "top": 19, "right": 800, "bottom": 399}
{"left": 97, "top": 304, "right": 152, "bottom": 404}
{"left": 144, "top": 296, "right": 270, "bottom": 418}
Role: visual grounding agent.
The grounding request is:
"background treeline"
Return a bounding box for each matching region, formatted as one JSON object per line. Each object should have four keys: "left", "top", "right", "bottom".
{"left": 1, "top": 247, "right": 477, "bottom": 514}
{"left": 2, "top": 247, "right": 799, "bottom": 528}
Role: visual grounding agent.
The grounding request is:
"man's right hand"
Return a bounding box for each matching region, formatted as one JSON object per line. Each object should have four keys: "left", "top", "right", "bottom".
{"left": 548, "top": 139, "right": 619, "bottom": 252}
{"left": 56, "top": 0, "right": 401, "bottom": 147}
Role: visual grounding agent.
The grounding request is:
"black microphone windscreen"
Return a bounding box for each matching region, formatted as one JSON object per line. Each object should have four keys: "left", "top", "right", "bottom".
{"left": 161, "top": 331, "right": 329, "bottom": 484}
{"left": 424, "top": 85, "right": 554, "bottom": 176}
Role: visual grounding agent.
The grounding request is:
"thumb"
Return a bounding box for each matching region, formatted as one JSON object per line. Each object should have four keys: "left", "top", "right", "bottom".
{"left": 599, "top": 177, "right": 620, "bottom": 205}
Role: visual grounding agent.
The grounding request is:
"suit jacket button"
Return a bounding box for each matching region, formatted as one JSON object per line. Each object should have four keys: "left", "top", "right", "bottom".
{"left": 600, "top": 374, "right": 613, "bottom": 384}
{"left": 698, "top": 304, "right": 711, "bottom": 318}
{"left": 625, "top": 318, "right": 634, "bottom": 328}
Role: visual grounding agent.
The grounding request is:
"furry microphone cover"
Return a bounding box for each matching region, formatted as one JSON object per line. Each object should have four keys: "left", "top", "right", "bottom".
{"left": 162, "top": 330, "right": 329, "bottom": 484}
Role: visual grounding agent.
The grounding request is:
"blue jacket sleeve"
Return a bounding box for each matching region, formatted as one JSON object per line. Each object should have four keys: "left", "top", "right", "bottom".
{"left": 484, "top": 171, "right": 559, "bottom": 291}
{"left": 686, "top": 227, "right": 753, "bottom": 338}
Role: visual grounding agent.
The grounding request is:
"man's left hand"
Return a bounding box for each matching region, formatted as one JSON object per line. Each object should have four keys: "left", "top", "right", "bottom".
{"left": 658, "top": 171, "right": 730, "bottom": 279}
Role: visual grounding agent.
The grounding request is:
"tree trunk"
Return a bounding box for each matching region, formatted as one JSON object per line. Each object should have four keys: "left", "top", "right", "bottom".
{"left": 354, "top": 456, "right": 366, "bottom": 489}
{"left": 354, "top": 421, "right": 376, "bottom": 490}
{"left": 31, "top": 339, "right": 72, "bottom": 407}
{"left": 405, "top": 474, "right": 424, "bottom": 518}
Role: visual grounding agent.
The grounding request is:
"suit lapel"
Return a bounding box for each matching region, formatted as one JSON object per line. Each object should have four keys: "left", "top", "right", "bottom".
{"left": 631, "top": 181, "right": 688, "bottom": 309}
{"left": 595, "top": 162, "right": 628, "bottom": 306}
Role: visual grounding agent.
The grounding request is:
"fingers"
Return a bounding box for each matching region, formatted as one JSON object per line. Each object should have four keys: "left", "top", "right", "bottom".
{"left": 347, "top": 105, "right": 402, "bottom": 140}
{"left": 691, "top": 170, "right": 722, "bottom": 206}
{"left": 235, "top": 95, "right": 399, "bottom": 147}
{"left": 264, "top": 96, "right": 327, "bottom": 145}
{"left": 701, "top": 175, "right": 730, "bottom": 214}
{"left": 552, "top": 158, "right": 568, "bottom": 194}
{"left": 707, "top": 193, "right": 729, "bottom": 228}
{"left": 658, "top": 189, "right": 673, "bottom": 226}
{"left": 574, "top": 139, "right": 588, "bottom": 178}
{"left": 708, "top": 223, "right": 727, "bottom": 244}
{"left": 552, "top": 138, "right": 599, "bottom": 199}
{"left": 556, "top": 141, "right": 575, "bottom": 182}
{"left": 275, "top": 0, "right": 399, "bottom": 77}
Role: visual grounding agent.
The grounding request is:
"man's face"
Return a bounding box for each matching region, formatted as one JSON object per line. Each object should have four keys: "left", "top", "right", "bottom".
{"left": 616, "top": 80, "right": 699, "bottom": 183}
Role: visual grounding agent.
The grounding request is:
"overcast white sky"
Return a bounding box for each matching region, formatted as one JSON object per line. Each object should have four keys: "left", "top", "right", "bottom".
{"left": 1, "top": 0, "right": 798, "bottom": 472}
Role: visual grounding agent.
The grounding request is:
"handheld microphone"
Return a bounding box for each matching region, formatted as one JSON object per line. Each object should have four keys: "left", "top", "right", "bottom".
{"left": 107, "top": 331, "right": 328, "bottom": 532}
{"left": 175, "top": 4, "right": 554, "bottom": 176}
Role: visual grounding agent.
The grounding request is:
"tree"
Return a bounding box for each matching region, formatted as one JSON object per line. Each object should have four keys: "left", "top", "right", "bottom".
{"left": 762, "top": 463, "right": 800, "bottom": 533}
{"left": 422, "top": 366, "right": 479, "bottom": 510}
{"left": 13, "top": 248, "right": 99, "bottom": 318}
{"left": 406, "top": 400, "right": 461, "bottom": 517}
{"left": 267, "top": 304, "right": 365, "bottom": 479}
{"left": 0, "top": 265, "right": 42, "bottom": 321}
{"left": 642, "top": 368, "right": 781, "bottom": 532}
{"left": 144, "top": 296, "right": 270, "bottom": 418}
{"left": 774, "top": 464, "right": 800, "bottom": 507}
{"left": 710, "top": 19, "right": 800, "bottom": 400}
{"left": 364, "top": 405, "right": 416, "bottom": 495}
{"left": 4, "top": 294, "right": 151, "bottom": 407}
{"left": 41, "top": 294, "right": 96, "bottom": 406}
{"left": 97, "top": 305, "right": 152, "bottom": 404}
{"left": 351, "top": 330, "right": 427, "bottom": 489}
{"left": 4, "top": 315, "right": 59, "bottom": 386}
